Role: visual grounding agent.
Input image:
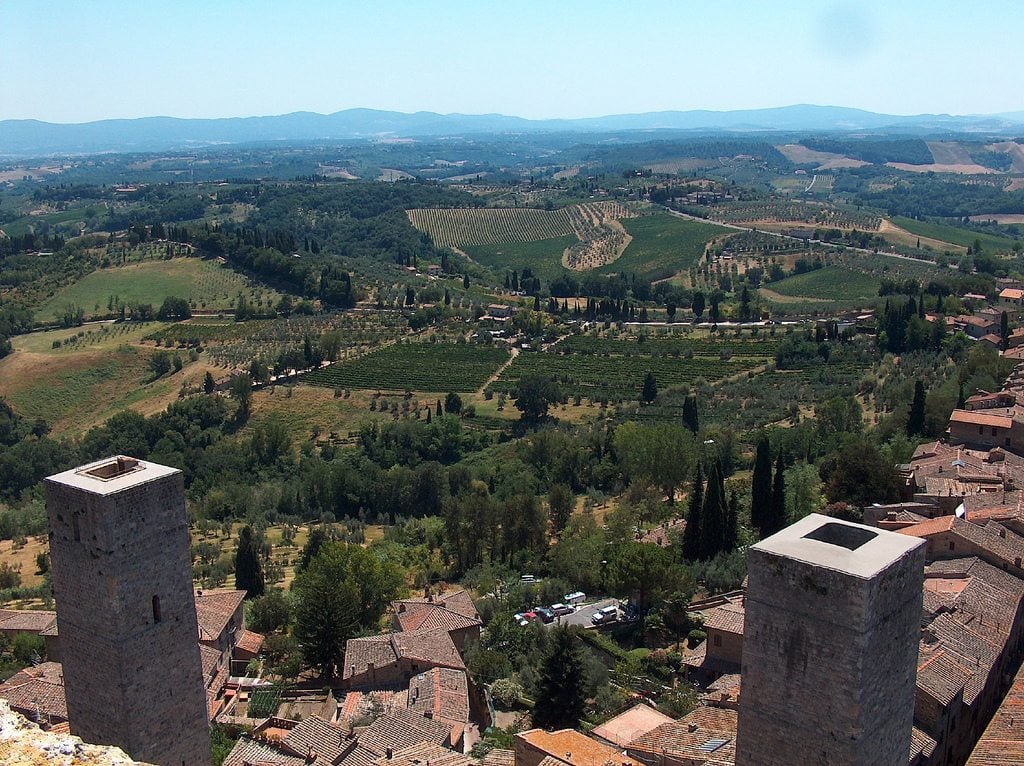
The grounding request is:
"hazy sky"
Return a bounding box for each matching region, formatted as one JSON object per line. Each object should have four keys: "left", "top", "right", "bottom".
{"left": 3, "top": 0, "right": 1021, "bottom": 123}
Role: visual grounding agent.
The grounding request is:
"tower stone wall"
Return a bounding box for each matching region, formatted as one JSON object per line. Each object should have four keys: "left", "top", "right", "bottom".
{"left": 735, "top": 513, "right": 926, "bottom": 766}
{"left": 44, "top": 456, "right": 211, "bottom": 766}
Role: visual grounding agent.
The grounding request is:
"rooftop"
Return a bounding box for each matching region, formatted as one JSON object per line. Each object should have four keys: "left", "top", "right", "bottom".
{"left": 751, "top": 513, "right": 925, "bottom": 579}
{"left": 45, "top": 456, "right": 179, "bottom": 497}
{"left": 590, "top": 702, "right": 673, "bottom": 749}
{"left": 516, "top": 728, "right": 639, "bottom": 766}
{"left": 195, "top": 588, "right": 246, "bottom": 642}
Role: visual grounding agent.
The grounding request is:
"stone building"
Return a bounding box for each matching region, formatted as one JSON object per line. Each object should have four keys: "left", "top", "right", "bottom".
{"left": 735, "top": 513, "right": 926, "bottom": 766}
{"left": 44, "top": 456, "right": 211, "bottom": 766}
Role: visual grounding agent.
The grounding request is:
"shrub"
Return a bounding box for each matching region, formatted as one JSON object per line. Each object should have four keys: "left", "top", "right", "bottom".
{"left": 490, "top": 678, "right": 524, "bottom": 709}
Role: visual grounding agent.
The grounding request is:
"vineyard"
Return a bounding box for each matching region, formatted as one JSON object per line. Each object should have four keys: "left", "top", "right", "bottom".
{"left": 684, "top": 201, "right": 882, "bottom": 231}
{"left": 599, "top": 215, "right": 730, "bottom": 282}
{"left": 304, "top": 342, "right": 510, "bottom": 392}
{"left": 493, "top": 346, "right": 769, "bottom": 402}
{"left": 557, "top": 331, "right": 785, "bottom": 358}
{"left": 406, "top": 207, "right": 575, "bottom": 248}
{"left": 406, "top": 201, "right": 637, "bottom": 272}
{"left": 147, "top": 314, "right": 408, "bottom": 370}
{"left": 763, "top": 266, "right": 882, "bottom": 302}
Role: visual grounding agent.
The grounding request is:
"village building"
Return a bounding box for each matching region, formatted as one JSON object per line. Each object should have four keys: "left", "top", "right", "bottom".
{"left": 591, "top": 703, "right": 673, "bottom": 750}
{"left": 515, "top": 728, "right": 639, "bottom": 766}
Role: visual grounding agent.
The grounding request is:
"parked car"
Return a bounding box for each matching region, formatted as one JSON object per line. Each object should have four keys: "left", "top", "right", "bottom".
{"left": 533, "top": 606, "right": 555, "bottom": 623}
{"left": 515, "top": 611, "right": 536, "bottom": 627}
{"left": 591, "top": 605, "right": 618, "bottom": 625}
{"left": 564, "top": 591, "right": 586, "bottom": 605}
{"left": 551, "top": 603, "right": 573, "bottom": 616}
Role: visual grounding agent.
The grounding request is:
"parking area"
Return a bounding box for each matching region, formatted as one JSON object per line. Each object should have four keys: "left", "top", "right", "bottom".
{"left": 552, "top": 597, "right": 619, "bottom": 628}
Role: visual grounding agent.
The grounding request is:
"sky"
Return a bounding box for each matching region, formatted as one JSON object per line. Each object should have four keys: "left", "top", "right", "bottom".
{"left": 3, "top": 0, "right": 1022, "bottom": 124}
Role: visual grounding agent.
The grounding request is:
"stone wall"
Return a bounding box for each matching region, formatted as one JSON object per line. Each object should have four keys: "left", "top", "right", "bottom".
{"left": 736, "top": 519, "right": 925, "bottom": 766}
{"left": 45, "top": 461, "right": 212, "bottom": 766}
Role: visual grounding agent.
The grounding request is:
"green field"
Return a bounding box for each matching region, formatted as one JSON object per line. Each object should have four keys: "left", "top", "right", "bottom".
{"left": 494, "top": 350, "right": 765, "bottom": 401}
{"left": 37, "top": 258, "right": 281, "bottom": 322}
{"left": 304, "top": 342, "right": 510, "bottom": 392}
{"left": 892, "top": 216, "right": 1018, "bottom": 252}
{"left": 599, "top": 215, "right": 730, "bottom": 281}
{"left": 462, "top": 235, "right": 575, "bottom": 283}
{"left": 763, "top": 266, "right": 881, "bottom": 301}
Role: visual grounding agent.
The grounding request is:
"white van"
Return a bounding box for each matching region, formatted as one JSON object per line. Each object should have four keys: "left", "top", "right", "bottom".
{"left": 591, "top": 605, "right": 618, "bottom": 625}
{"left": 564, "top": 591, "right": 586, "bottom": 605}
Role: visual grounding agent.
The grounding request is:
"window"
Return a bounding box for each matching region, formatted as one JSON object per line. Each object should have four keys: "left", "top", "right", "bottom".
{"left": 152, "top": 595, "right": 162, "bottom": 623}
{"left": 980, "top": 426, "right": 984, "bottom": 435}
{"left": 713, "top": 634, "right": 722, "bottom": 647}
{"left": 992, "top": 427, "right": 998, "bottom": 437}
{"left": 948, "top": 541, "right": 955, "bottom": 551}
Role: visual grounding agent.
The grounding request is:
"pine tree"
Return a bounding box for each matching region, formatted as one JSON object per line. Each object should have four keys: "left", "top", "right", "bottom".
{"left": 641, "top": 371, "right": 658, "bottom": 404}
{"left": 751, "top": 436, "right": 772, "bottom": 534}
{"left": 436, "top": 400, "right": 443, "bottom": 418}
{"left": 765, "top": 453, "right": 787, "bottom": 537}
{"left": 699, "top": 459, "right": 727, "bottom": 560}
{"left": 681, "top": 464, "right": 704, "bottom": 561}
{"left": 907, "top": 379, "right": 926, "bottom": 436}
{"left": 234, "top": 525, "right": 265, "bottom": 598}
{"left": 532, "top": 626, "right": 587, "bottom": 729}
{"left": 203, "top": 371, "right": 216, "bottom": 394}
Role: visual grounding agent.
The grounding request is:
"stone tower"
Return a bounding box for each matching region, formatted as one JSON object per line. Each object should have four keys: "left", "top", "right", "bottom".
{"left": 45, "top": 456, "right": 211, "bottom": 766}
{"left": 735, "top": 513, "right": 925, "bottom": 766}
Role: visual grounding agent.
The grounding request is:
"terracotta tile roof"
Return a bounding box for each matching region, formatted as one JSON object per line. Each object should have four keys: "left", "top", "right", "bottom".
{"left": 912, "top": 726, "right": 938, "bottom": 762}
{"left": 358, "top": 709, "right": 453, "bottom": 756}
{"left": 223, "top": 737, "right": 306, "bottom": 766}
{"left": 407, "top": 668, "right": 470, "bottom": 724}
{"left": 916, "top": 644, "right": 971, "bottom": 705}
{"left": 0, "top": 610, "right": 57, "bottom": 633}
{"left": 477, "top": 749, "right": 514, "bottom": 766}
{"left": 195, "top": 589, "right": 246, "bottom": 642}
{"left": 518, "top": 728, "right": 640, "bottom": 766}
{"left": 949, "top": 410, "right": 1014, "bottom": 429}
{"left": 0, "top": 665, "right": 68, "bottom": 723}
{"left": 967, "top": 654, "right": 1024, "bottom": 765}
{"left": 236, "top": 629, "right": 265, "bottom": 656}
{"left": 591, "top": 702, "right": 673, "bottom": 748}
{"left": 392, "top": 629, "right": 465, "bottom": 670}
{"left": 200, "top": 644, "right": 223, "bottom": 681}
{"left": 640, "top": 518, "right": 686, "bottom": 547}
{"left": 339, "top": 744, "right": 383, "bottom": 766}
{"left": 394, "top": 603, "right": 480, "bottom": 634}
{"left": 627, "top": 709, "right": 737, "bottom": 765}
{"left": 340, "top": 690, "right": 401, "bottom": 722}
{"left": 374, "top": 742, "right": 470, "bottom": 766}
{"left": 703, "top": 603, "right": 744, "bottom": 635}
{"left": 281, "top": 716, "right": 346, "bottom": 763}
{"left": 343, "top": 635, "right": 399, "bottom": 681}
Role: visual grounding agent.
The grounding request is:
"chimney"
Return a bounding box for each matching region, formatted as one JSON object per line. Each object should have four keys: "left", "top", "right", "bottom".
{"left": 688, "top": 723, "right": 698, "bottom": 733}
{"left": 386, "top": 748, "right": 393, "bottom": 760}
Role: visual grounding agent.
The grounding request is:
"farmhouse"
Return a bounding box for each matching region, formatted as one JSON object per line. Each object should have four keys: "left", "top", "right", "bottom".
{"left": 342, "top": 628, "right": 466, "bottom": 689}
{"left": 999, "top": 288, "right": 1024, "bottom": 305}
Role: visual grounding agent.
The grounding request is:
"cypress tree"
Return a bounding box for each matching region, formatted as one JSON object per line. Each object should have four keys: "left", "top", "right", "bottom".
{"left": 641, "top": 371, "right": 658, "bottom": 404}
{"left": 907, "top": 379, "right": 927, "bottom": 436}
{"left": 681, "top": 464, "right": 704, "bottom": 561}
{"left": 682, "top": 395, "right": 699, "bottom": 433}
{"left": 234, "top": 525, "right": 265, "bottom": 598}
{"left": 725, "top": 489, "right": 739, "bottom": 553}
{"left": 700, "top": 459, "right": 727, "bottom": 560}
{"left": 765, "top": 452, "right": 787, "bottom": 537}
{"left": 751, "top": 436, "right": 772, "bottom": 534}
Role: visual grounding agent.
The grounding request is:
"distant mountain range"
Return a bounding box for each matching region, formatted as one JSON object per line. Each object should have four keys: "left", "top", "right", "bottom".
{"left": 1, "top": 104, "right": 1023, "bottom": 158}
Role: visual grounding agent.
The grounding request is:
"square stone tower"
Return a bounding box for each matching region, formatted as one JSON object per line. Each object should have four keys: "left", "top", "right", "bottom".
{"left": 45, "top": 456, "right": 211, "bottom": 766}
{"left": 735, "top": 513, "right": 925, "bottom": 766}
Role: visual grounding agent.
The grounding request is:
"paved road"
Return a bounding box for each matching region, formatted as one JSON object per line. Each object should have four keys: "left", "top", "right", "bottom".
{"left": 551, "top": 598, "right": 619, "bottom": 629}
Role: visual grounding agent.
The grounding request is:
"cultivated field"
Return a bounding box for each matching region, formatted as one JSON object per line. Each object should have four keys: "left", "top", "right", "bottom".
{"left": 598, "top": 215, "right": 729, "bottom": 281}
{"left": 762, "top": 266, "right": 882, "bottom": 302}
{"left": 889, "top": 217, "right": 1017, "bottom": 252}
{"left": 36, "top": 258, "right": 281, "bottom": 322}
{"left": 304, "top": 342, "right": 510, "bottom": 392}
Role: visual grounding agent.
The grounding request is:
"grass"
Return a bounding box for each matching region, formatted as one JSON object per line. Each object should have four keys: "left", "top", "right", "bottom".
{"left": 463, "top": 235, "right": 576, "bottom": 284}
{"left": 599, "top": 214, "right": 730, "bottom": 281}
{"left": 891, "top": 216, "right": 1018, "bottom": 252}
{"left": 36, "top": 258, "right": 281, "bottom": 322}
{"left": 763, "top": 266, "right": 882, "bottom": 301}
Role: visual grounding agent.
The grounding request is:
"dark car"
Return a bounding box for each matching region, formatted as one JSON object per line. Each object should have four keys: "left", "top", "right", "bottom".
{"left": 533, "top": 606, "right": 555, "bottom": 623}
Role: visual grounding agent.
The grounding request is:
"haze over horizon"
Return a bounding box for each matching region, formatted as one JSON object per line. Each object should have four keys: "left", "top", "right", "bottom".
{"left": 3, "top": 0, "right": 1022, "bottom": 124}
